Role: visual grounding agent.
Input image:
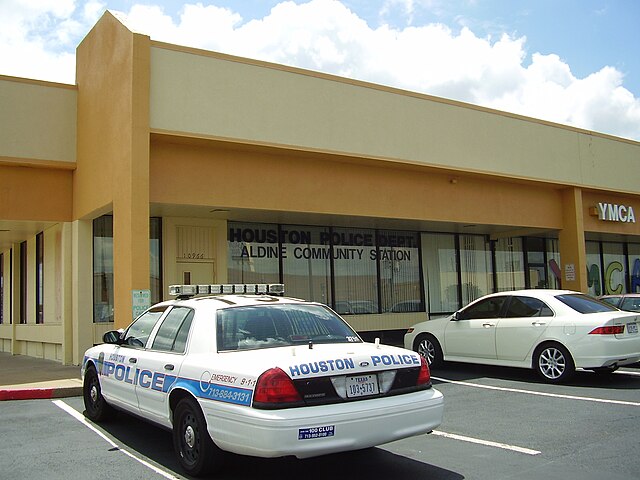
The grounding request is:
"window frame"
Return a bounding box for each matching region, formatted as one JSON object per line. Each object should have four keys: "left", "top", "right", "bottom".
{"left": 504, "top": 296, "right": 554, "bottom": 318}
{"left": 150, "top": 306, "right": 195, "bottom": 354}
{"left": 458, "top": 295, "right": 509, "bottom": 320}
{"left": 121, "top": 306, "right": 168, "bottom": 349}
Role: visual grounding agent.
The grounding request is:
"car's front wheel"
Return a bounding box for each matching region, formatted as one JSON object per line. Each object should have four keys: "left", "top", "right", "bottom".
{"left": 534, "top": 343, "right": 575, "bottom": 383}
{"left": 83, "top": 365, "right": 115, "bottom": 422}
{"left": 414, "top": 333, "right": 443, "bottom": 368}
{"left": 173, "top": 397, "right": 223, "bottom": 477}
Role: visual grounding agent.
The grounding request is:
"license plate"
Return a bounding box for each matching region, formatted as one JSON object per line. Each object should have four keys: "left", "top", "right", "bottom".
{"left": 345, "top": 374, "right": 379, "bottom": 398}
{"left": 628, "top": 323, "right": 638, "bottom": 334}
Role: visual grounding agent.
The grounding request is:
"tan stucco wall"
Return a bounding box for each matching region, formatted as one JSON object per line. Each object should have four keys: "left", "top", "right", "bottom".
{"left": 582, "top": 190, "right": 640, "bottom": 236}
{"left": 0, "top": 76, "right": 76, "bottom": 166}
{"left": 148, "top": 44, "right": 640, "bottom": 196}
{"left": 0, "top": 165, "right": 72, "bottom": 222}
{"left": 75, "top": 11, "right": 151, "bottom": 329}
{"left": 150, "top": 138, "right": 564, "bottom": 231}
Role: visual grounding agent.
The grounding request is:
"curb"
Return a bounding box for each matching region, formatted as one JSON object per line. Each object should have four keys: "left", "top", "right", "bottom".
{"left": 0, "top": 386, "right": 83, "bottom": 401}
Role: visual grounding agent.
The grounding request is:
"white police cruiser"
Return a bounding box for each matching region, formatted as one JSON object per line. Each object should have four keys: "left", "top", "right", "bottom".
{"left": 82, "top": 284, "right": 444, "bottom": 477}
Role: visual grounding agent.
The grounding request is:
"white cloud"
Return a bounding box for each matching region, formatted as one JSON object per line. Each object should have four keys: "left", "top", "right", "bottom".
{"left": 1, "top": 0, "right": 639, "bottom": 141}
{"left": 0, "top": 0, "right": 104, "bottom": 83}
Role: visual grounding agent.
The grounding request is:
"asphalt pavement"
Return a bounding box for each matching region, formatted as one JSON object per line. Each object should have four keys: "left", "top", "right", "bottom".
{"left": 0, "top": 352, "right": 82, "bottom": 400}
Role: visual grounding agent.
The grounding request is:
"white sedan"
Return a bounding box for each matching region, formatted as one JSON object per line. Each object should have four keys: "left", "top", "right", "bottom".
{"left": 404, "top": 289, "right": 640, "bottom": 383}
{"left": 82, "top": 284, "right": 444, "bottom": 477}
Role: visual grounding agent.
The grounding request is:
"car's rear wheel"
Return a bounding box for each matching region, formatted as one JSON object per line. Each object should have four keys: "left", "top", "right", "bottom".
{"left": 414, "top": 333, "right": 443, "bottom": 368}
{"left": 173, "top": 397, "right": 223, "bottom": 477}
{"left": 83, "top": 365, "right": 115, "bottom": 422}
{"left": 534, "top": 343, "right": 575, "bottom": 383}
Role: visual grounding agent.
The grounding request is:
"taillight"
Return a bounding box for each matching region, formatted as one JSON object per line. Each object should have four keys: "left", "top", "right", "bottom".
{"left": 254, "top": 367, "right": 302, "bottom": 404}
{"left": 416, "top": 355, "right": 431, "bottom": 385}
{"left": 589, "top": 325, "right": 625, "bottom": 335}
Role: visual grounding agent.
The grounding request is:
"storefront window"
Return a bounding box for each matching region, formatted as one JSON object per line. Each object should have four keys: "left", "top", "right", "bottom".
{"left": 494, "top": 237, "right": 525, "bottom": 291}
{"left": 332, "top": 227, "right": 378, "bottom": 314}
{"left": 227, "top": 222, "right": 281, "bottom": 285}
{"left": 93, "top": 217, "right": 114, "bottom": 323}
{"left": 19, "top": 241, "right": 27, "bottom": 324}
{"left": 93, "top": 216, "right": 163, "bottom": 323}
{"left": 602, "top": 243, "right": 626, "bottom": 295}
{"left": 0, "top": 253, "right": 4, "bottom": 324}
{"left": 281, "top": 225, "right": 332, "bottom": 305}
{"left": 36, "top": 232, "right": 44, "bottom": 324}
{"left": 629, "top": 244, "right": 640, "bottom": 293}
{"left": 422, "top": 233, "right": 458, "bottom": 314}
{"left": 150, "top": 218, "right": 162, "bottom": 305}
{"left": 378, "top": 230, "right": 422, "bottom": 313}
{"left": 460, "top": 235, "right": 493, "bottom": 305}
{"left": 546, "top": 239, "right": 561, "bottom": 289}
{"left": 586, "top": 241, "right": 602, "bottom": 296}
{"left": 228, "top": 223, "right": 423, "bottom": 315}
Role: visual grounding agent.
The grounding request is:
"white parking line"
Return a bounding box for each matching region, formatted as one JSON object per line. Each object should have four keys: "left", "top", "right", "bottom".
{"left": 431, "top": 376, "right": 640, "bottom": 407}
{"left": 52, "top": 400, "right": 181, "bottom": 480}
{"left": 614, "top": 369, "right": 640, "bottom": 377}
{"left": 432, "top": 430, "right": 541, "bottom": 455}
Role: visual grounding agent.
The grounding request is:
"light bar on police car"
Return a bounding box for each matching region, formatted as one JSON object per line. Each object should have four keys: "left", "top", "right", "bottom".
{"left": 169, "top": 283, "right": 285, "bottom": 297}
{"left": 168, "top": 284, "right": 198, "bottom": 296}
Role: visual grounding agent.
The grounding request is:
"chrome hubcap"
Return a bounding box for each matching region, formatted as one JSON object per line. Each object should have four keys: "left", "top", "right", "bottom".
{"left": 539, "top": 348, "right": 565, "bottom": 379}
{"left": 90, "top": 385, "right": 99, "bottom": 403}
{"left": 184, "top": 425, "right": 195, "bottom": 449}
{"left": 418, "top": 339, "right": 435, "bottom": 365}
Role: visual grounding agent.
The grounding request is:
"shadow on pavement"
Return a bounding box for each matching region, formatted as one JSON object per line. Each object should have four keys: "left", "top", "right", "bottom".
{"left": 92, "top": 409, "right": 464, "bottom": 480}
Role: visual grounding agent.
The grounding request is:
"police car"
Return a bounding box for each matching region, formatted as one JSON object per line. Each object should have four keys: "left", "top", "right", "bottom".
{"left": 82, "top": 284, "right": 444, "bottom": 477}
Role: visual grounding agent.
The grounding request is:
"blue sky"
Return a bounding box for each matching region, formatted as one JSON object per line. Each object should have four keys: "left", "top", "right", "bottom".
{"left": 1, "top": 0, "right": 639, "bottom": 141}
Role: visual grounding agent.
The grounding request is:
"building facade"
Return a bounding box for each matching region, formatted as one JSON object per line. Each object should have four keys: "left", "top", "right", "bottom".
{"left": 1, "top": 12, "right": 639, "bottom": 365}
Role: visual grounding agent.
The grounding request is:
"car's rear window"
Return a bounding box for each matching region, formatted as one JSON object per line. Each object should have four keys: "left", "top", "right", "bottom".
{"left": 216, "top": 304, "right": 362, "bottom": 351}
{"left": 555, "top": 294, "right": 618, "bottom": 314}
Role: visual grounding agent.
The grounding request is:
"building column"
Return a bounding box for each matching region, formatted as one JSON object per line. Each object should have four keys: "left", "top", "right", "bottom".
{"left": 112, "top": 29, "right": 151, "bottom": 330}
{"left": 60, "top": 222, "right": 74, "bottom": 365}
{"left": 558, "top": 187, "right": 588, "bottom": 292}
{"left": 10, "top": 242, "right": 20, "bottom": 354}
{"left": 72, "top": 219, "right": 93, "bottom": 365}
{"left": 113, "top": 197, "right": 150, "bottom": 329}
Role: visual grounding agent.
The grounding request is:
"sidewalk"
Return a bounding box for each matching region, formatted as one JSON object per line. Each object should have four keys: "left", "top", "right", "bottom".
{"left": 0, "top": 352, "right": 82, "bottom": 401}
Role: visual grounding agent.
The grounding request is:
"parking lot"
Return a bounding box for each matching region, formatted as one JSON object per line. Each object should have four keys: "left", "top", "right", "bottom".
{"left": 2, "top": 363, "right": 639, "bottom": 480}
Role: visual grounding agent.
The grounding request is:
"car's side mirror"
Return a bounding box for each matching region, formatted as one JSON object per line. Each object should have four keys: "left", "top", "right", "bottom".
{"left": 452, "top": 311, "right": 463, "bottom": 321}
{"left": 103, "top": 330, "right": 123, "bottom": 345}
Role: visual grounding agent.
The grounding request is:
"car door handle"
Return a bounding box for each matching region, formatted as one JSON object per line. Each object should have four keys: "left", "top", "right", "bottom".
{"left": 482, "top": 323, "right": 495, "bottom": 328}
{"left": 129, "top": 358, "right": 137, "bottom": 363}
{"left": 164, "top": 364, "right": 175, "bottom": 371}
{"left": 531, "top": 321, "right": 547, "bottom": 326}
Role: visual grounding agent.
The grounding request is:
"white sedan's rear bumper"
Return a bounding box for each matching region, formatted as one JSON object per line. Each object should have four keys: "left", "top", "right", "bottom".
{"left": 571, "top": 334, "right": 640, "bottom": 369}
{"left": 201, "top": 387, "right": 444, "bottom": 458}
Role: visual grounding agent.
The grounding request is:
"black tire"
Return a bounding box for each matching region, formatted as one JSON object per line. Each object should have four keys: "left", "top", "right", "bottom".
{"left": 414, "top": 333, "right": 443, "bottom": 368}
{"left": 534, "top": 343, "right": 575, "bottom": 383}
{"left": 83, "top": 365, "right": 115, "bottom": 422}
{"left": 173, "top": 397, "right": 223, "bottom": 477}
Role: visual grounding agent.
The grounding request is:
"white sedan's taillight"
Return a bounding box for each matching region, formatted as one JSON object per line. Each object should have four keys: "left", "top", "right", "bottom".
{"left": 589, "top": 325, "right": 625, "bottom": 335}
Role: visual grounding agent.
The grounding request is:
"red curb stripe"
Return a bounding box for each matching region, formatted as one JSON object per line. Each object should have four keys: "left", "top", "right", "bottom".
{"left": 0, "top": 388, "right": 55, "bottom": 401}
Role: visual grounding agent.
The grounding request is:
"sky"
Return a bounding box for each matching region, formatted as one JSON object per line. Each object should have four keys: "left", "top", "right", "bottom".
{"left": 1, "top": 0, "right": 639, "bottom": 141}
